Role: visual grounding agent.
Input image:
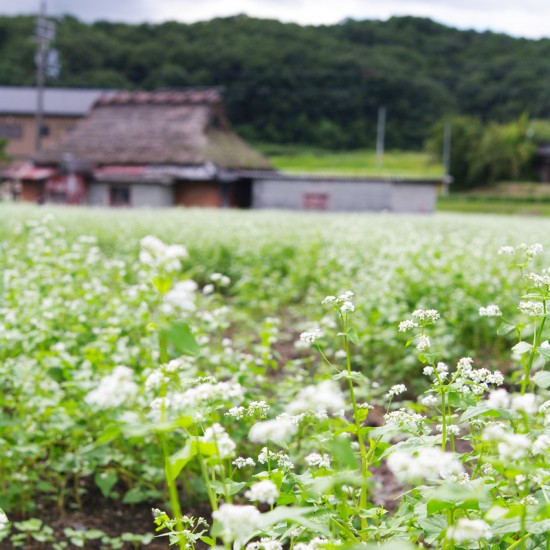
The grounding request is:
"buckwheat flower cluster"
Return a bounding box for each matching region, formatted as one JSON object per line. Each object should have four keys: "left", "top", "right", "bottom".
{"left": 258, "top": 447, "right": 294, "bottom": 469}
{"left": 533, "top": 434, "right": 550, "bottom": 455}
{"left": 201, "top": 423, "right": 236, "bottom": 458}
{"left": 487, "top": 388, "right": 510, "bottom": 409}
{"left": 387, "top": 447, "right": 463, "bottom": 483}
{"left": 0, "top": 509, "right": 8, "bottom": 529}
{"left": 144, "top": 369, "right": 168, "bottom": 392}
{"left": 454, "top": 357, "right": 504, "bottom": 394}
{"left": 519, "top": 300, "right": 545, "bottom": 317}
{"left": 511, "top": 393, "right": 538, "bottom": 414}
{"left": 85, "top": 365, "right": 138, "bottom": 408}
{"left": 139, "top": 235, "right": 188, "bottom": 272}
{"left": 412, "top": 309, "right": 440, "bottom": 323}
{"left": 497, "top": 433, "right": 532, "bottom": 461}
{"left": 233, "top": 457, "right": 256, "bottom": 469}
{"left": 305, "top": 452, "right": 331, "bottom": 468}
{"left": 447, "top": 518, "right": 492, "bottom": 543}
{"left": 387, "top": 384, "right": 407, "bottom": 398}
{"left": 210, "top": 272, "right": 231, "bottom": 286}
{"left": 212, "top": 504, "right": 261, "bottom": 543}
{"left": 322, "top": 290, "right": 354, "bottom": 313}
{"left": 479, "top": 304, "right": 502, "bottom": 317}
{"left": 384, "top": 409, "right": 426, "bottom": 432}
{"left": 249, "top": 417, "right": 297, "bottom": 444}
{"left": 524, "top": 270, "right": 550, "bottom": 288}
{"left": 299, "top": 328, "right": 323, "bottom": 344}
{"left": 245, "top": 480, "right": 279, "bottom": 505}
{"left": 398, "top": 319, "right": 418, "bottom": 332}
{"left": 246, "top": 538, "right": 283, "bottom": 550}
{"left": 161, "top": 280, "right": 198, "bottom": 314}
{"left": 416, "top": 334, "right": 431, "bottom": 352}
{"left": 171, "top": 380, "right": 244, "bottom": 410}
{"left": 498, "top": 245, "right": 515, "bottom": 255}
{"left": 286, "top": 380, "right": 345, "bottom": 416}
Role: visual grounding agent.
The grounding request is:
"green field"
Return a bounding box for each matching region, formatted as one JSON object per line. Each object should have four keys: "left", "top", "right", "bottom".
{"left": 0, "top": 206, "right": 548, "bottom": 549}
{"left": 262, "top": 145, "right": 444, "bottom": 178}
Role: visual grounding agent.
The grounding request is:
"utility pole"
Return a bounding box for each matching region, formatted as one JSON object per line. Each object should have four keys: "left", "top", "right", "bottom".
{"left": 376, "top": 106, "right": 386, "bottom": 168}
{"left": 35, "top": 0, "right": 56, "bottom": 154}
{"left": 442, "top": 122, "right": 452, "bottom": 196}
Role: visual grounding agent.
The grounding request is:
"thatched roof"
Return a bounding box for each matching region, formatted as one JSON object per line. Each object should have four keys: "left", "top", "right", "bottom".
{"left": 35, "top": 90, "right": 272, "bottom": 170}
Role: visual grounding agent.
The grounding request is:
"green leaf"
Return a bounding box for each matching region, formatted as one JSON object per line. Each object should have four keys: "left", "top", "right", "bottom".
{"left": 328, "top": 436, "right": 359, "bottom": 469}
{"left": 257, "top": 506, "right": 330, "bottom": 537}
{"left": 512, "top": 341, "right": 532, "bottom": 355}
{"left": 209, "top": 480, "right": 247, "bottom": 496}
{"left": 532, "top": 371, "right": 550, "bottom": 389}
{"left": 538, "top": 347, "right": 550, "bottom": 360}
{"left": 168, "top": 440, "right": 197, "bottom": 481}
{"left": 528, "top": 519, "right": 550, "bottom": 534}
{"left": 160, "top": 321, "right": 199, "bottom": 357}
{"left": 497, "top": 321, "right": 516, "bottom": 336}
{"left": 94, "top": 470, "right": 118, "bottom": 498}
{"left": 95, "top": 424, "right": 121, "bottom": 446}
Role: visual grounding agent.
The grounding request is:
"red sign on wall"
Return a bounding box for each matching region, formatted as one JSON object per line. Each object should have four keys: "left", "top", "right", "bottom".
{"left": 303, "top": 192, "right": 329, "bottom": 210}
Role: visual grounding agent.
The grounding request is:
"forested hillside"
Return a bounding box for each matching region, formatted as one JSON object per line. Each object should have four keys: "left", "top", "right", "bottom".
{"left": 2, "top": 14, "right": 550, "bottom": 149}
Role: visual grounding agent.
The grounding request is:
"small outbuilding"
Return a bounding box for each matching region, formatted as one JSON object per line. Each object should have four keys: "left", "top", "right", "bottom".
{"left": 251, "top": 173, "right": 440, "bottom": 213}
{"left": 34, "top": 89, "right": 273, "bottom": 207}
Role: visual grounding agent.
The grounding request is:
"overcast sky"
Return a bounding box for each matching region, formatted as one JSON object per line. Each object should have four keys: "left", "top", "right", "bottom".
{"left": 1, "top": 0, "right": 550, "bottom": 39}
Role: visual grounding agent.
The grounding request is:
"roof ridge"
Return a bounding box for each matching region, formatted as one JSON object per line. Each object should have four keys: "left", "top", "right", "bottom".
{"left": 94, "top": 88, "right": 222, "bottom": 108}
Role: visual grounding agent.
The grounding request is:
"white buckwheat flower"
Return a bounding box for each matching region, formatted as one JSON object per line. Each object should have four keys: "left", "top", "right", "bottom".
{"left": 398, "top": 319, "right": 418, "bottom": 332}
{"left": 201, "top": 423, "right": 236, "bottom": 458}
{"left": 412, "top": 309, "right": 440, "bottom": 323}
{"left": 416, "top": 335, "right": 430, "bottom": 351}
{"left": 498, "top": 245, "right": 515, "bottom": 255}
{"left": 286, "top": 380, "right": 345, "bottom": 416}
{"left": 305, "top": 452, "right": 331, "bottom": 468}
{"left": 447, "top": 518, "right": 492, "bottom": 543}
{"left": 212, "top": 504, "right": 261, "bottom": 542}
{"left": 246, "top": 538, "right": 283, "bottom": 550}
{"left": 233, "top": 457, "right": 256, "bottom": 469}
{"left": 85, "top": 366, "right": 138, "bottom": 409}
{"left": 498, "top": 433, "right": 531, "bottom": 461}
{"left": 487, "top": 389, "right": 510, "bottom": 409}
{"left": 533, "top": 434, "right": 550, "bottom": 455}
{"left": 479, "top": 304, "right": 502, "bottom": 317}
{"left": 511, "top": 393, "right": 538, "bottom": 415}
{"left": 161, "top": 280, "right": 198, "bottom": 314}
{"left": 249, "top": 418, "right": 297, "bottom": 444}
{"left": 299, "top": 328, "right": 323, "bottom": 344}
{"left": 387, "top": 384, "right": 407, "bottom": 398}
{"left": 245, "top": 480, "right": 279, "bottom": 505}
{"left": 518, "top": 301, "right": 544, "bottom": 317}
{"left": 387, "top": 447, "right": 463, "bottom": 483}
{"left": 0, "top": 510, "right": 8, "bottom": 528}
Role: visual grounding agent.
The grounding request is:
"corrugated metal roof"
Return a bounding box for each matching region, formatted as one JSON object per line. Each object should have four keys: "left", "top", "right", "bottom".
{"left": 0, "top": 86, "right": 109, "bottom": 116}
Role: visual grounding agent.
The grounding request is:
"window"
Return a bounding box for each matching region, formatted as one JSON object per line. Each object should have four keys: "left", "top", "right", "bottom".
{"left": 40, "top": 125, "right": 50, "bottom": 137}
{"left": 0, "top": 122, "right": 23, "bottom": 139}
{"left": 303, "top": 192, "right": 329, "bottom": 210}
{"left": 109, "top": 185, "right": 131, "bottom": 206}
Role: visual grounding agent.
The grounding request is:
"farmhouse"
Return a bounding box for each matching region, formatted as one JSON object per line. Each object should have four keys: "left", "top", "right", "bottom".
{"left": 0, "top": 86, "right": 106, "bottom": 161}
{"left": 32, "top": 89, "right": 273, "bottom": 207}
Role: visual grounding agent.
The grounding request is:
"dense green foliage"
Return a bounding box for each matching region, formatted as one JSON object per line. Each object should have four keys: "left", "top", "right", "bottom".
{"left": 427, "top": 116, "right": 550, "bottom": 190}
{"left": 2, "top": 14, "right": 550, "bottom": 149}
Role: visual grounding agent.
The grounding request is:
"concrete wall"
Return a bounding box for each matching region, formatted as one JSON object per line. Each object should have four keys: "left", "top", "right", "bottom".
{"left": 252, "top": 178, "right": 437, "bottom": 213}
{"left": 390, "top": 183, "right": 436, "bottom": 213}
{"left": 88, "top": 182, "right": 173, "bottom": 207}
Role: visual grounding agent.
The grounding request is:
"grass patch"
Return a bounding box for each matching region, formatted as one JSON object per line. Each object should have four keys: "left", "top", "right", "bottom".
{"left": 258, "top": 144, "right": 444, "bottom": 178}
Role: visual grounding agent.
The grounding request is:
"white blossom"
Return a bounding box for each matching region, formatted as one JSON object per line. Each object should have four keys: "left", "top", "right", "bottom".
{"left": 85, "top": 365, "right": 138, "bottom": 408}
{"left": 518, "top": 301, "right": 544, "bottom": 317}
{"left": 212, "top": 504, "right": 261, "bottom": 542}
{"left": 447, "top": 519, "right": 492, "bottom": 543}
{"left": 245, "top": 480, "right": 279, "bottom": 505}
{"left": 511, "top": 393, "right": 538, "bottom": 415}
{"left": 387, "top": 384, "right": 407, "bottom": 398}
{"left": 201, "top": 423, "right": 236, "bottom": 458}
{"left": 387, "top": 447, "right": 463, "bottom": 483}
{"left": 479, "top": 304, "right": 502, "bottom": 317}
{"left": 532, "top": 434, "right": 550, "bottom": 455}
{"left": 305, "top": 452, "right": 331, "bottom": 468}
{"left": 498, "top": 433, "right": 531, "bottom": 461}
{"left": 286, "top": 380, "right": 345, "bottom": 416}
{"left": 299, "top": 328, "right": 323, "bottom": 344}
{"left": 416, "top": 334, "right": 431, "bottom": 351}
{"left": 398, "top": 319, "right": 418, "bottom": 332}
{"left": 249, "top": 418, "right": 297, "bottom": 444}
{"left": 233, "top": 457, "right": 256, "bottom": 469}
